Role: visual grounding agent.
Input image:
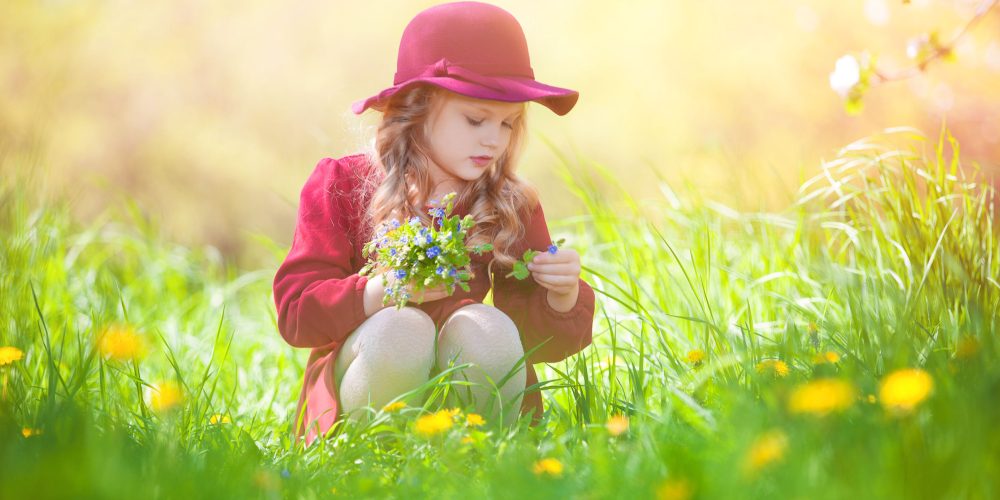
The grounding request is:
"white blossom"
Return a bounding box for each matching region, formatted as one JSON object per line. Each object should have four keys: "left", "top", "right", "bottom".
{"left": 829, "top": 55, "right": 861, "bottom": 97}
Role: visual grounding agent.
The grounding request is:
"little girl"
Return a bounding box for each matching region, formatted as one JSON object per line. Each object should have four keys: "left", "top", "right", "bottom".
{"left": 273, "top": 1, "right": 596, "bottom": 446}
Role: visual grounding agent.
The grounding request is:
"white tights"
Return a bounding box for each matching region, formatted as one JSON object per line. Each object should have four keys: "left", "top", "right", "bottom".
{"left": 332, "top": 304, "right": 527, "bottom": 426}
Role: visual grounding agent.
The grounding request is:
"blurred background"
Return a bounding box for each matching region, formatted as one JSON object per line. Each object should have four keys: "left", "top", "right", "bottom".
{"left": 2, "top": 0, "right": 998, "bottom": 267}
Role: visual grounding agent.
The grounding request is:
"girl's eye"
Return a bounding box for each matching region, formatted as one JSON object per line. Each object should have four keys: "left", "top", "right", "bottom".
{"left": 466, "top": 116, "right": 514, "bottom": 129}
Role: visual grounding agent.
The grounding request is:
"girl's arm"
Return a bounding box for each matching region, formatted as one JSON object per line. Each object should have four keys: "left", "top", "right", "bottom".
{"left": 491, "top": 202, "right": 596, "bottom": 364}
{"left": 273, "top": 157, "right": 370, "bottom": 349}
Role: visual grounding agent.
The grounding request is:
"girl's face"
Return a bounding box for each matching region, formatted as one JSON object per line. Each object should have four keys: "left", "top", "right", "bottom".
{"left": 423, "top": 92, "right": 524, "bottom": 193}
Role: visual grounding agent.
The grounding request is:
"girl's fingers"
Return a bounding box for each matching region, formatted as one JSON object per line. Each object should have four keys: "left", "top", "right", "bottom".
{"left": 531, "top": 272, "right": 578, "bottom": 287}
{"left": 527, "top": 262, "right": 578, "bottom": 275}
{"left": 416, "top": 285, "right": 452, "bottom": 303}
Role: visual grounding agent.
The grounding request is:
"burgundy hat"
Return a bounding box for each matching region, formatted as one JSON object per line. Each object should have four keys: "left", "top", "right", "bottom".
{"left": 351, "top": 1, "right": 579, "bottom": 116}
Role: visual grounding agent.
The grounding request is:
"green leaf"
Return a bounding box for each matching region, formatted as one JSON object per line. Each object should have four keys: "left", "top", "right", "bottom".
{"left": 359, "top": 263, "right": 373, "bottom": 276}
{"left": 845, "top": 96, "right": 864, "bottom": 115}
{"left": 471, "top": 243, "right": 493, "bottom": 256}
{"left": 505, "top": 261, "right": 530, "bottom": 280}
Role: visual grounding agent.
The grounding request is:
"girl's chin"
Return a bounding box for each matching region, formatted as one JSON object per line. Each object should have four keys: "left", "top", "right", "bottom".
{"left": 456, "top": 169, "right": 487, "bottom": 181}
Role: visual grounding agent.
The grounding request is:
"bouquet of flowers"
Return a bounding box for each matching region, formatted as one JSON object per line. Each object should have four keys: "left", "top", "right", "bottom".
{"left": 360, "top": 193, "right": 493, "bottom": 309}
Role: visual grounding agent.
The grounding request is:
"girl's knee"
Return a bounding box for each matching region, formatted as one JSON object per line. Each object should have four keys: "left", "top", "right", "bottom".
{"left": 358, "top": 306, "right": 437, "bottom": 367}
{"left": 442, "top": 303, "right": 519, "bottom": 342}
{"left": 439, "top": 304, "right": 524, "bottom": 369}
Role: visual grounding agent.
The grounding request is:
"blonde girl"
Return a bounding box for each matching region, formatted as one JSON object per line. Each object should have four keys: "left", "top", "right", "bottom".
{"left": 273, "top": 1, "right": 595, "bottom": 446}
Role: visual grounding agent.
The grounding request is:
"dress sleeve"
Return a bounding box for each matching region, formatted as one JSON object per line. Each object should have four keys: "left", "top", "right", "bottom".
{"left": 272, "top": 157, "right": 370, "bottom": 349}
{"left": 491, "top": 201, "right": 596, "bottom": 364}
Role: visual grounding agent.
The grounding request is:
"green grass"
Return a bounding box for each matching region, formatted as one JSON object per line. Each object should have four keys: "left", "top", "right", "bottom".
{"left": 1, "top": 125, "right": 998, "bottom": 499}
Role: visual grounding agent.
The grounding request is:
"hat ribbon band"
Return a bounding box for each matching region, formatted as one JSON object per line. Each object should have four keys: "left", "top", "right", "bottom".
{"left": 397, "top": 58, "right": 521, "bottom": 92}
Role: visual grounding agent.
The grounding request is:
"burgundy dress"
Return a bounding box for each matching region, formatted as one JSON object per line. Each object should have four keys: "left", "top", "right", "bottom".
{"left": 272, "top": 153, "right": 596, "bottom": 445}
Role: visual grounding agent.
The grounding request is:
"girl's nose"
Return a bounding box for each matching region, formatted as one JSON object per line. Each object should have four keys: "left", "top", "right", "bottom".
{"left": 481, "top": 125, "right": 502, "bottom": 148}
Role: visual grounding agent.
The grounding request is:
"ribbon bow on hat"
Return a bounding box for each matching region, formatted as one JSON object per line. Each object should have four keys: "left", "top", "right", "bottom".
{"left": 407, "top": 58, "right": 510, "bottom": 93}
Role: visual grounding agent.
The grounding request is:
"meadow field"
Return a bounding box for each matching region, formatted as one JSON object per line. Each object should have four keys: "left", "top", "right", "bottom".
{"left": 1, "top": 125, "right": 997, "bottom": 499}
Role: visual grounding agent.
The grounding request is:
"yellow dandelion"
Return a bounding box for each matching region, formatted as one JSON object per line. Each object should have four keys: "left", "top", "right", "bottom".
{"left": 956, "top": 337, "right": 980, "bottom": 359}
{"left": 656, "top": 478, "right": 693, "bottom": 500}
{"left": 0, "top": 346, "right": 24, "bottom": 366}
{"left": 685, "top": 349, "right": 706, "bottom": 366}
{"left": 532, "top": 457, "right": 564, "bottom": 477}
{"left": 787, "top": 378, "right": 855, "bottom": 416}
{"left": 743, "top": 429, "right": 788, "bottom": 474}
{"left": 756, "top": 359, "right": 790, "bottom": 378}
{"left": 879, "top": 368, "right": 933, "bottom": 415}
{"left": 97, "top": 325, "right": 147, "bottom": 362}
{"left": 22, "top": 427, "right": 41, "bottom": 438}
{"left": 461, "top": 436, "right": 476, "bottom": 445}
{"left": 812, "top": 351, "right": 840, "bottom": 364}
{"left": 465, "top": 413, "right": 485, "bottom": 427}
{"left": 382, "top": 401, "right": 407, "bottom": 413}
{"left": 446, "top": 407, "right": 462, "bottom": 418}
{"left": 209, "top": 414, "right": 231, "bottom": 425}
{"left": 149, "top": 380, "right": 184, "bottom": 413}
{"left": 415, "top": 410, "right": 454, "bottom": 437}
{"left": 606, "top": 414, "right": 629, "bottom": 437}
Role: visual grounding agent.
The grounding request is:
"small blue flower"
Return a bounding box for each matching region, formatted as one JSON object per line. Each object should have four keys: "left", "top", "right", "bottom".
{"left": 390, "top": 219, "right": 401, "bottom": 229}
{"left": 400, "top": 236, "right": 409, "bottom": 245}
{"left": 408, "top": 216, "right": 420, "bottom": 226}
{"left": 426, "top": 246, "right": 441, "bottom": 258}
{"left": 395, "top": 269, "right": 407, "bottom": 280}
{"left": 547, "top": 244, "right": 558, "bottom": 255}
{"left": 449, "top": 268, "right": 457, "bottom": 277}
{"left": 376, "top": 227, "right": 387, "bottom": 238}
{"left": 384, "top": 287, "right": 392, "bottom": 295}
{"left": 436, "top": 265, "right": 446, "bottom": 276}
{"left": 429, "top": 207, "right": 446, "bottom": 218}
{"left": 389, "top": 248, "right": 397, "bottom": 256}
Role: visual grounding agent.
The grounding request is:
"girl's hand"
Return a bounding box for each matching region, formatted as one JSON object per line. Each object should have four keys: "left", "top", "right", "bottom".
{"left": 364, "top": 274, "right": 452, "bottom": 316}
{"left": 383, "top": 273, "right": 451, "bottom": 306}
{"left": 404, "top": 282, "right": 451, "bottom": 305}
{"left": 526, "top": 247, "right": 581, "bottom": 297}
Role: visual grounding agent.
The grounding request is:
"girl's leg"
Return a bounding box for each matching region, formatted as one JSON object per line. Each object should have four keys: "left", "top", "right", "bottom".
{"left": 333, "top": 306, "right": 437, "bottom": 421}
{"left": 436, "top": 303, "right": 527, "bottom": 426}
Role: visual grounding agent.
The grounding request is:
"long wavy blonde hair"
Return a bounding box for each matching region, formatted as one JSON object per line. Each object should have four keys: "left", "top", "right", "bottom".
{"left": 352, "top": 84, "right": 539, "bottom": 274}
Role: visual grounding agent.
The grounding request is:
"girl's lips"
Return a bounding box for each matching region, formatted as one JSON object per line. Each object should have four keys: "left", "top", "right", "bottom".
{"left": 470, "top": 156, "right": 492, "bottom": 166}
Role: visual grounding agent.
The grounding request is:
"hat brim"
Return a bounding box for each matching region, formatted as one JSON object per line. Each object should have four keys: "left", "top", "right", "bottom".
{"left": 351, "top": 76, "right": 579, "bottom": 116}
